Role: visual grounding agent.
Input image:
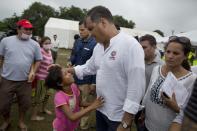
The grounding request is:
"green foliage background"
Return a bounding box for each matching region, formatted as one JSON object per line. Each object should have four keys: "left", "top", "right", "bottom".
{"left": 0, "top": 2, "right": 136, "bottom": 36}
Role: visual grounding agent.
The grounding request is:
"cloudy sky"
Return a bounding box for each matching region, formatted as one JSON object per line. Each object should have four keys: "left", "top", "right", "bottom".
{"left": 0, "top": 0, "right": 197, "bottom": 35}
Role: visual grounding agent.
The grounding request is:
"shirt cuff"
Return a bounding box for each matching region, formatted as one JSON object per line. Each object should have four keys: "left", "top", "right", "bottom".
{"left": 173, "top": 110, "right": 184, "bottom": 124}
{"left": 123, "top": 98, "right": 140, "bottom": 115}
{"left": 74, "top": 66, "right": 83, "bottom": 80}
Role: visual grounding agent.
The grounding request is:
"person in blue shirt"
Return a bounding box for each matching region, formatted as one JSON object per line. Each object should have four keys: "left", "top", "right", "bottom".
{"left": 69, "top": 20, "right": 97, "bottom": 130}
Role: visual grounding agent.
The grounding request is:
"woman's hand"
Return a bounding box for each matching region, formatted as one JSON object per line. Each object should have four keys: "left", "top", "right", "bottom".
{"left": 161, "top": 92, "right": 180, "bottom": 113}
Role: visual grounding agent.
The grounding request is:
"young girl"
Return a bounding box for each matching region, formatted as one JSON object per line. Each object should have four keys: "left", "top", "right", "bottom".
{"left": 45, "top": 65, "right": 104, "bottom": 131}
{"left": 31, "top": 36, "right": 53, "bottom": 120}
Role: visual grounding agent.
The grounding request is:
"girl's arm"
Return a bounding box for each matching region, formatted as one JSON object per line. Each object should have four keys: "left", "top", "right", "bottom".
{"left": 60, "top": 96, "right": 104, "bottom": 121}
{"left": 79, "top": 93, "right": 91, "bottom": 107}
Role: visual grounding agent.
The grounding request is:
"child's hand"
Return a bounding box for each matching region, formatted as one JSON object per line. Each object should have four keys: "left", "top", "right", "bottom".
{"left": 89, "top": 96, "right": 104, "bottom": 110}
{"left": 89, "top": 84, "right": 96, "bottom": 95}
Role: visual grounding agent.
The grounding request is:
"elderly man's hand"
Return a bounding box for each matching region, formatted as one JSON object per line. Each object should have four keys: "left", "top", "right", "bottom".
{"left": 117, "top": 124, "right": 131, "bottom": 131}
{"left": 66, "top": 62, "right": 72, "bottom": 68}
{"left": 28, "top": 71, "right": 35, "bottom": 83}
{"left": 65, "top": 67, "right": 75, "bottom": 74}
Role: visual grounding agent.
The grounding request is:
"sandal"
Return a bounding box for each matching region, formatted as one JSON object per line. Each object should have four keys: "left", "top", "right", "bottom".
{"left": 42, "top": 109, "right": 52, "bottom": 115}
{"left": 31, "top": 116, "right": 45, "bottom": 121}
{"left": 0, "top": 122, "right": 10, "bottom": 131}
{"left": 18, "top": 125, "right": 28, "bottom": 131}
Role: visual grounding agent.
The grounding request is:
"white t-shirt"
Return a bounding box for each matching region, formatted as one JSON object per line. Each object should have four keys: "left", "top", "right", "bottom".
{"left": 75, "top": 32, "right": 146, "bottom": 121}
{"left": 142, "top": 65, "right": 196, "bottom": 131}
{"left": 51, "top": 39, "right": 60, "bottom": 51}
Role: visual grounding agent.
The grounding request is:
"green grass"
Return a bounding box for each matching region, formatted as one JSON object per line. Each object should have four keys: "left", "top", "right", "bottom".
{"left": 0, "top": 49, "right": 136, "bottom": 131}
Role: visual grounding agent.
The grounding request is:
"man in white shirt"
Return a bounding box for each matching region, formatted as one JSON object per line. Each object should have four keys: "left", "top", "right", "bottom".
{"left": 67, "top": 6, "right": 145, "bottom": 131}
{"left": 51, "top": 34, "right": 60, "bottom": 63}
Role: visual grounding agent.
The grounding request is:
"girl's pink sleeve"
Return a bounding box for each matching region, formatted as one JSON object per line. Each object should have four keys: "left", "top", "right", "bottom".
{"left": 54, "top": 92, "right": 68, "bottom": 107}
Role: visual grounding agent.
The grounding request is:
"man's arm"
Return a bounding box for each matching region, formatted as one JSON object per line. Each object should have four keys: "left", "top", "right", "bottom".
{"left": 68, "top": 45, "right": 98, "bottom": 79}
{"left": 28, "top": 61, "right": 41, "bottom": 82}
{"left": 0, "top": 55, "right": 4, "bottom": 68}
{"left": 181, "top": 79, "right": 197, "bottom": 131}
{"left": 28, "top": 42, "right": 42, "bottom": 82}
{"left": 118, "top": 43, "right": 146, "bottom": 131}
{"left": 181, "top": 116, "right": 197, "bottom": 131}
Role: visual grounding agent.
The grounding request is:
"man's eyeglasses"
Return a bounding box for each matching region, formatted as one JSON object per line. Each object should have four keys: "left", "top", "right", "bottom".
{"left": 168, "top": 36, "right": 190, "bottom": 44}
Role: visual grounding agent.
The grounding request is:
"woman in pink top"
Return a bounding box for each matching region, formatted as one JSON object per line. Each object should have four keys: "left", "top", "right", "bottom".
{"left": 31, "top": 36, "right": 53, "bottom": 121}
{"left": 45, "top": 65, "right": 104, "bottom": 131}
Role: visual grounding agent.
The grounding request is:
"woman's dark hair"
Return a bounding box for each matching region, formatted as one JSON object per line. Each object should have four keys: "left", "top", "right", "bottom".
{"left": 165, "top": 36, "right": 191, "bottom": 71}
{"left": 45, "top": 65, "right": 63, "bottom": 90}
{"left": 40, "top": 36, "right": 51, "bottom": 47}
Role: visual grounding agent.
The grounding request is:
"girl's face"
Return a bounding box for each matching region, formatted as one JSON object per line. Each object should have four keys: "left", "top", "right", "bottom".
{"left": 43, "top": 39, "right": 52, "bottom": 51}
{"left": 62, "top": 69, "right": 74, "bottom": 85}
{"left": 165, "top": 42, "right": 186, "bottom": 68}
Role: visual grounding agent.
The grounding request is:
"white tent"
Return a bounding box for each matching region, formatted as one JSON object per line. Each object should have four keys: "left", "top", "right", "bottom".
{"left": 156, "top": 30, "right": 197, "bottom": 47}
{"left": 45, "top": 17, "right": 79, "bottom": 49}
{"left": 177, "top": 30, "right": 197, "bottom": 46}
{"left": 120, "top": 27, "right": 162, "bottom": 38}
{"left": 120, "top": 27, "right": 164, "bottom": 50}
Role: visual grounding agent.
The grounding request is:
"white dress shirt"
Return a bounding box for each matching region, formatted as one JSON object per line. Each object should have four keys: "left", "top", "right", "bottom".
{"left": 74, "top": 32, "right": 145, "bottom": 121}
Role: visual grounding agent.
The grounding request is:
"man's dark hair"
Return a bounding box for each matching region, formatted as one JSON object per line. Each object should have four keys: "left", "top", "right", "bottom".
{"left": 134, "top": 36, "right": 139, "bottom": 42}
{"left": 87, "top": 6, "right": 114, "bottom": 23}
{"left": 74, "top": 34, "right": 80, "bottom": 40}
{"left": 139, "top": 34, "right": 157, "bottom": 47}
{"left": 115, "top": 24, "right": 120, "bottom": 30}
{"left": 79, "top": 19, "right": 85, "bottom": 25}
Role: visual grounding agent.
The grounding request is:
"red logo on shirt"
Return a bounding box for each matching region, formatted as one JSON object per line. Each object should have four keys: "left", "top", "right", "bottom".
{"left": 109, "top": 51, "right": 116, "bottom": 60}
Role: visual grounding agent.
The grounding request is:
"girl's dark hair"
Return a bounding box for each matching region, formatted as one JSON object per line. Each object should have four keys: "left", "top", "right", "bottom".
{"left": 45, "top": 65, "right": 63, "bottom": 90}
{"left": 40, "top": 36, "right": 51, "bottom": 47}
{"left": 165, "top": 36, "right": 191, "bottom": 71}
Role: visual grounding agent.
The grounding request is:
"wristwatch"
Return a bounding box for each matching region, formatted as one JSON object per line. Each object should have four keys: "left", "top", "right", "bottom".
{"left": 121, "top": 121, "right": 131, "bottom": 129}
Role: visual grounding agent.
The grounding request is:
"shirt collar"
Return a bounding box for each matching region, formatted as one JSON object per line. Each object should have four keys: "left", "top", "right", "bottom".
{"left": 146, "top": 54, "right": 161, "bottom": 65}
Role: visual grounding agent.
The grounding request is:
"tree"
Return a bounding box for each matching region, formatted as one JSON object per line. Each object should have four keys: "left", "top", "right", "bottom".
{"left": 154, "top": 30, "right": 164, "bottom": 37}
{"left": 21, "top": 2, "right": 57, "bottom": 36}
{"left": 0, "top": 21, "right": 7, "bottom": 31}
{"left": 0, "top": 2, "right": 136, "bottom": 36}
{"left": 113, "top": 15, "right": 135, "bottom": 29}
{"left": 59, "top": 6, "right": 85, "bottom": 21}
{"left": 0, "top": 13, "right": 20, "bottom": 32}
